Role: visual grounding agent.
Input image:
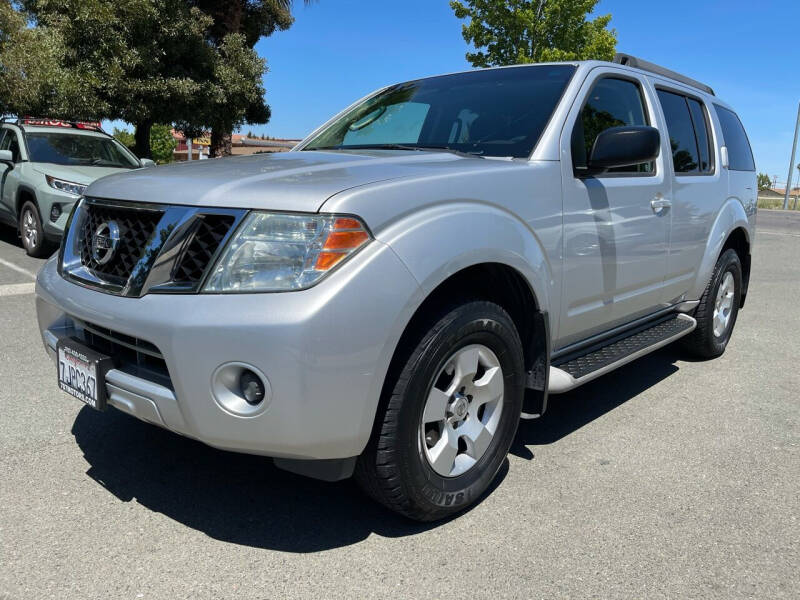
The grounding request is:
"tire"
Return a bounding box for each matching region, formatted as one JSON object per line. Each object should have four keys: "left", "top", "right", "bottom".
{"left": 355, "top": 300, "right": 525, "bottom": 521}
{"left": 19, "top": 201, "right": 51, "bottom": 258}
{"left": 681, "top": 248, "right": 742, "bottom": 359}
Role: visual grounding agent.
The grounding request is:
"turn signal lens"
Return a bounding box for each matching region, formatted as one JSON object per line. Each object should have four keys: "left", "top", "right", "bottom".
{"left": 315, "top": 220, "right": 371, "bottom": 271}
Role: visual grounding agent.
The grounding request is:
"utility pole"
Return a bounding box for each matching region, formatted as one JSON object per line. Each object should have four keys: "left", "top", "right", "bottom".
{"left": 784, "top": 102, "right": 800, "bottom": 210}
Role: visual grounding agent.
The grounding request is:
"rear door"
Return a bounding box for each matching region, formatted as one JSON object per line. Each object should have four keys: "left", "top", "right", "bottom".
{"left": 557, "top": 68, "right": 672, "bottom": 347}
{"left": 654, "top": 87, "right": 726, "bottom": 303}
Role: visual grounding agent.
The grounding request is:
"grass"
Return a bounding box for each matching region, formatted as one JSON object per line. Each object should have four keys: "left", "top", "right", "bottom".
{"left": 757, "top": 196, "right": 800, "bottom": 211}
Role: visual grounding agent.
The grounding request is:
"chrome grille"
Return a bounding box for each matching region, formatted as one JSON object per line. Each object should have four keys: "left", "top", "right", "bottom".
{"left": 78, "top": 203, "right": 163, "bottom": 283}
{"left": 172, "top": 214, "right": 236, "bottom": 285}
{"left": 60, "top": 198, "right": 246, "bottom": 297}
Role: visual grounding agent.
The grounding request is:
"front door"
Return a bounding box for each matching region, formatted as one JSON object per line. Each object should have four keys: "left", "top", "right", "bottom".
{"left": 0, "top": 128, "right": 22, "bottom": 222}
{"left": 557, "top": 70, "right": 672, "bottom": 348}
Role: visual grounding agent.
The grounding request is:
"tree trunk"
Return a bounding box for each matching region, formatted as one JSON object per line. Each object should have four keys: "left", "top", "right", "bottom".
{"left": 210, "top": 127, "right": 232, "bottom": 158}
{"left": 134, "top": 120, "right": 153, "bottom": 158}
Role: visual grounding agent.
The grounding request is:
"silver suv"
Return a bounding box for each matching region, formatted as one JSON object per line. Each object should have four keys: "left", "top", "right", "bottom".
{"left": 36, "top": 55, "right": 756, "bottom": 521}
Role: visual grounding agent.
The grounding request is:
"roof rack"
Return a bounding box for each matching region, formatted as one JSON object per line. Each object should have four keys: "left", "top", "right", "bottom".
{"left": 0, "top": 117, "right": 106, "bottom": 133}
{"left": 613, "top": 53, "right": 715, "bottom": 96}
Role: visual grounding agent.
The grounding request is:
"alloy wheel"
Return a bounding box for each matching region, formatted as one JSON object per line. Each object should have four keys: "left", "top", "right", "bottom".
{"left": 420, "top": 344, "right": 504, "bottom": 477}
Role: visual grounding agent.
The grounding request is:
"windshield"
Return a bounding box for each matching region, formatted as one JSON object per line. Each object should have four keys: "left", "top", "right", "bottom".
{"left": 302, "top": 65, "right": 576, "bottom": 158}
{"left": 25, "top": 132, "right": 140, "bottom": 168}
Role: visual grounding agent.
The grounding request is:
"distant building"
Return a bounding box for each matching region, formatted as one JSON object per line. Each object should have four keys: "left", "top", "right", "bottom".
{"left": 170, "top": 130, "right": 299, "bottom": 160}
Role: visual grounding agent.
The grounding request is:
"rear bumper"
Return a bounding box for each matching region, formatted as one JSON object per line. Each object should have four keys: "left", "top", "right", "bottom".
{"left": 35, "top": 241, "right": 421, "bottom": 460}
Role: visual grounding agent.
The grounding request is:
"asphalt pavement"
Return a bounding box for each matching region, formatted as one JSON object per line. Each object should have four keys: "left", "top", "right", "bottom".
{"left": 0, "top": 210, "right": 798, "bottom": 599}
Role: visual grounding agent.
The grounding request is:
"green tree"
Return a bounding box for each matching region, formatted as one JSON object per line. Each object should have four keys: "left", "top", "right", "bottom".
{"left": 450, "top": 0, "right": 617, "bottom": 67}
{"left": 149, "top": 123, "right": 177, "bottom": 164}
{"left": 757, "top": 172, "right": 772, "bottom": 191}
{"left": 189, "top": 0, "right": 313, "bottom": 156}
{"left": 0, "top": 3, "right": 103, "bottom": 118}
{"left": 113, "top": 127, "right": 136, "bottom": 151}
{"left": 18, "top": 0, "right": 218, "bottom": 157}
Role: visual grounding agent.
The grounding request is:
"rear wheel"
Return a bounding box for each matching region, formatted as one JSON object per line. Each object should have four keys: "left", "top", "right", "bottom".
{"left": 355, "top": 300, "right": 525, "bottom": 521}
{"left": 19, "top": 201, "right": 51, "bottom": 258}
{"left": 681, "top": 248, "right": 742, "bottom": 358}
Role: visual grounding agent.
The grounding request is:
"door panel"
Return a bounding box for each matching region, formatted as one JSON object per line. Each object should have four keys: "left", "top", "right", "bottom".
{"left": 655, "top": 90, "right": 727, "bottom": 303}
{"left": 557, "top": 70, "right": 671, "bottom": 348}
{"left": 0, "top": 129, "right": 17, "bottom": 220}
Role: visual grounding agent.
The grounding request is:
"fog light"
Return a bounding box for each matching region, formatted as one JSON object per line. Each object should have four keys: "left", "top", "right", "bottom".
{"left": 50, "top": 204, "right": 62, "bottom": 222}
{"left": 240, "top": 370, "right": 265, "bottom": 405}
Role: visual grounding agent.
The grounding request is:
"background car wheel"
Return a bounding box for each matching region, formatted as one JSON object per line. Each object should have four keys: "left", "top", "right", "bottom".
{"left": 681, "top": 248, "right": 742, "bottom": 359}
{"left": 19, "top": 201, "right": 51, "bottom": 258}
{"left": 355, "top": 300, "right": 525, "bottom": 521}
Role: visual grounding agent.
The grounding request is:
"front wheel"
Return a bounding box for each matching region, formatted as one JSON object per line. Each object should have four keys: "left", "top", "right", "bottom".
{"left": 355, "top": 301, "right": 525, "bottom": 521}
{"left": 681, "top": 248, "right": 742, "bottom": 358}
{"left": 19, "top": 201, "right": 51, "bottom": 258}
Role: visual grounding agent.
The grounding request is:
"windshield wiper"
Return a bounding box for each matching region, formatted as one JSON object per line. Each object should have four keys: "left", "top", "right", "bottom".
{"left": 305, "top": 144, "right": 484, "bottom": 158}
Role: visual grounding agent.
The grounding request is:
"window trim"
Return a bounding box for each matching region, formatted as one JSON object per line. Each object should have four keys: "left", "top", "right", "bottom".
{"left": 570, "top": 74, "right": 658, "bottom": 179}
{"left": 713, "top": 103, "right": 756, "bottom": 172}
{"left": 654, "top": 85, "right": 716, "bottom": 177}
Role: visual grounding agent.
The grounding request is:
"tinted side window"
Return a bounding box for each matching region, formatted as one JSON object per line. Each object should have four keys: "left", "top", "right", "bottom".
{"left": 657, "top": 90, "right": 700, "bottom": 173}
{"left": 687, "top": 99, "right": 712, "bottom": 172}
{"left": 715, "top": 105, "right": 755, "bottom": 171}
{"left": 572, "top": 77, "right": 653, "bottom": 173}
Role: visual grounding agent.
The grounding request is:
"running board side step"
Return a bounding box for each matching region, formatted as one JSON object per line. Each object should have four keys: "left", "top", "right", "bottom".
{"left": 548, "top": 313, "right": 696, "bottom": 394}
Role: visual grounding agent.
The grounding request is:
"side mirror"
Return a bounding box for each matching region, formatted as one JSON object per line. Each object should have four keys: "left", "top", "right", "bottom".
{"left": 139, "top": 158, "right": 156, "bottom": 168}
{"left": 587, "top": 126, "right": 660, "bottom": 172}
{"left": 0, "top": 149, "right": 13, "bottom": 167}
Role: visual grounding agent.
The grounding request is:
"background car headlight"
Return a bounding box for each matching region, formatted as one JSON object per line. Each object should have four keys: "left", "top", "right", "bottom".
{"left": 46, "top": 175, "right": 87, "bottom": 196}
{"left": 203, "top": 212, "right": 371, "bottom": 292}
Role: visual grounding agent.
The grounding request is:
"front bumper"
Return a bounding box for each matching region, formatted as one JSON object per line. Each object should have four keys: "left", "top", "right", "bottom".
{"left": 35, "top": 241, "right": 421, "bottom": 460}
{"left": 35, "top": 187, "right": 77, "bottom": 239}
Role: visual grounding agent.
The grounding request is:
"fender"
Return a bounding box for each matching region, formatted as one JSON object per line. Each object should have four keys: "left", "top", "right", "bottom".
{"left": 15, "top": 183, "right": 39, "bottom": 216}
{"left": 376, "top": 201, "right": 553, "bottom": 317}
{"left": 688, "top": 197, "right": 752, "bottom": 301}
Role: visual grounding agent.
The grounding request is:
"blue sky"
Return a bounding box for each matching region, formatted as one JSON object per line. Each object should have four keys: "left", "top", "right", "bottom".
{"left": 247, "top": 0, "right": 799, "bottom": 186}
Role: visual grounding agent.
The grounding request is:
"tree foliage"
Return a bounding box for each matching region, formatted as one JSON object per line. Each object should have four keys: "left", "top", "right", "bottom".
{"left": 450, "top": 0, "right": 617, "bottom": 67}
{"left": 149, "top": 123, "right": 177, "bottom": 164}
{"left": 0, "top": 2, "right": 97, "bottom": 118}
{"left": 2, "top": 0, "right": 299, "bottom": 158}
{"left": 757, "top": 172, "right": 772, "bottom": 191}
{"left": 184, "top": 1, "right": 312, "bottom": 156}
{"left": 113, "top": 127, "right": 136, "bottom": 151}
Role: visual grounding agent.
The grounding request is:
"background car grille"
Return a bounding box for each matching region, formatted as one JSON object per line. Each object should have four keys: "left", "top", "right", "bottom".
{"left": 172, "top": 214, "right": 236, "bottom": 284}
{"left": 79, "top": 203, "right": 163, "bottom": 282}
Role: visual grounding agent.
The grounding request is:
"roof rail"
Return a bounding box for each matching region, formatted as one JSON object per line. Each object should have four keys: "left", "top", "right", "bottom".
{"left": 613, "top": 53, "right": 715, "bottom": 96}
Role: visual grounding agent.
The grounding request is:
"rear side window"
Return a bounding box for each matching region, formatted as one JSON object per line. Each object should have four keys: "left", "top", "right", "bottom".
{"left": 572, "top": 77, "right": 653, "bottom": 174}
{"left": 656, "top": 90, "right": 713, "bottom": 174}
{"left": 688, "top": 99, "right": 712, "bottom": 172}
{"left": 714, "top": 105, "right": 755, "bottom": 171}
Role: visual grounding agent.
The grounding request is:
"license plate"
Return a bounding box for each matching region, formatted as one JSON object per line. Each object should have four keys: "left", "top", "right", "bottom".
{"left": 56, "top": 339, "right": 113, "bottom": 410}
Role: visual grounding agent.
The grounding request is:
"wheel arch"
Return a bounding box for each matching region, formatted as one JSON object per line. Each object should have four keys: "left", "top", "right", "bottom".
{"left": 689, "top": 198, "right": 753, "bottom": 306}
{"left": 15, "top": 184, "right": 39, "bottom": 218}
{"left": 375, "top": 261, "right": 551, "bottom": 435}
{"left": 720, "top": 227, "right": 751, "bottom": 307}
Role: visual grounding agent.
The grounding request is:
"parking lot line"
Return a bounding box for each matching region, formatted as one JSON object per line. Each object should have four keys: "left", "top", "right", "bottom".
{"left": 0, "top": 282, "right": 36, "bottom": 297}
{"left": 0, "top": 257, "right": 37, "bottom": 280}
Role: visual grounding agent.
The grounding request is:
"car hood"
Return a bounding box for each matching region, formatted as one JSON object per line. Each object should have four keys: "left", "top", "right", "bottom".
{"left": 84, "top": 150, "right": 505, "bottom": 212}
{"left": 32, "top": 163, "right": 138, "bottom": 184}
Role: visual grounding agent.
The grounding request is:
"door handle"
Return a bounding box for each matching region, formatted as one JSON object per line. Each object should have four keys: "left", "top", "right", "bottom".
{"left": 651, "top": 197, "right": 672, "bottom": 213}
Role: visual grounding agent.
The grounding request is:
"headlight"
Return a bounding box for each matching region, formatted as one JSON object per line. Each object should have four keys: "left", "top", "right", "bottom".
{"left": 46, "top": 175, "right": 87, "bottom": 196}
{"left": 203, "top": 212, "right": 372, "bottom": 292}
